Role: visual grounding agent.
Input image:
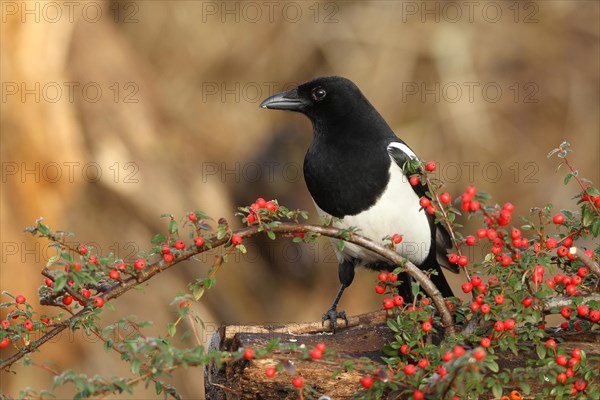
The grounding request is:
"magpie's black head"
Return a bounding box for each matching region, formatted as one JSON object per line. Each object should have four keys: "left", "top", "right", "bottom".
{"left": 260, "top": 76, "right": 372, "bottom": 123}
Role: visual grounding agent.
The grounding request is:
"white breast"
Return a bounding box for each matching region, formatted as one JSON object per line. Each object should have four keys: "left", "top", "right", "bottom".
{"left": 315, "top": 161, "right": 431, "bottom": 266}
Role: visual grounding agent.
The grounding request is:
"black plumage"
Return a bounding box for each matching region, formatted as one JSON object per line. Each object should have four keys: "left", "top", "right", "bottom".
{"left": 260, "top": 76, "right": 457, "bottom": 330}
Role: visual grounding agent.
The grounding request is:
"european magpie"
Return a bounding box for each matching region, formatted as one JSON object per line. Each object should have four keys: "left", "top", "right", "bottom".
{"left": 260, "top": 76, "right": 457, "bottom": 330}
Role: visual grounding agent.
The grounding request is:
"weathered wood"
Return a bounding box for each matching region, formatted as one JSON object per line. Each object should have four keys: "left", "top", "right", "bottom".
{"left": 205, "top": 311, "right": 393, "bottom": 399}
{"left": 205, "top": 312, "right": 600, "bottom": 399}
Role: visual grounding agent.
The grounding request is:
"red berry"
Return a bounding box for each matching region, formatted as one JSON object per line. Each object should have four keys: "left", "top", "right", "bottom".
{"left": 487, "top": 229, "right": 498, "bottom": 240}
{"left": 473, "top": 349, "right": 485, "bottom": 361}
{"left": 425, "top": 161, "right": 436, "bottom": 172}
{"left": 439, "top": 192, "right": 451, "bottom": 204}
{"left": 553, "top": 213, "right": 565, "bottom": 224}
{"left": 465, "top": 236, "right": 476, "bottom": 246}
{"left": 422, "top": 321, "right": 432, "bottom": 332}
{"left": 360, "top": 376, "right": 373, "bottom": 389}
{"left": 256, "top": 198, "right": 267, "bottom": 208}
{"left": 231, "top": 234, "right": 243, "bottom": 245}
{"left": 88, "top": 255, "right": 97, "bottom": 264}
{"left": 457, "top": 256, "right": 468, "bottom": 266}
{"left": 391, "top": 234, "right": 403, "bottom": 244}
{"left": 62, "top": 295, "right": 73, "bottom": 305}
{"left": 23, "top": 320, "right": 33, "bottom": 331}
{"left": 522, "top": 296, "right": 533, "bottom": 307}
{"left": 500, "top": 255, "right": 512, "bottom": 266}
{"left": 163, "top": 253, "right": 174, "bottom": 263}
{"left": 563, "top": 237, "right": 573, "bottom": 247}
{"left": 574, "top": 379, "right": 586, "bottom": 391}
{"left": 174, "top": 240, "right": 185, "bottom": 250}
{"left": 404, "top": 364, "right": 416, "bottom": 375}
{"left": 545, "top": 339, "right": 557, "bottom": 349}
{"left": 93, "top": 297, "right": 104, "bottom": 308}
{"left": 577, "top": 305, "right": 589, "bottom": 317}
{"left": 243, "top": 348, "right": 254, "bottom": 360}
{"left": 81, "top": 289, "right": 91, "bottom": 298}
{"left": 561, "top": 307, "right": 572, "bottom": 319}
{"left": 1, "top": 320, "right": 9, "bottom": 329}
{"left": 265, "top": 201, "right": 277, "bottom": 212}
{"left": 453, "top": 345, "right": 465, "bottom": 358}
{"left": 469, "top": 200, "right": 481, "bottom": 212}
{"left": 413, "top": 390, "right": 425, "bottom": 400}
{"left": 194, "top": 236, "right": 205, "bottom": 247}
{"left": 504, "top": 319, "right": 515, "bottom": 330}
{"left": 15, "top": 295, "right": 26, "bottom": 304}
{"left": 247, "top": 214, "right": 256, "bottom": 225}
{"left": 383, "top": 298, "right": 394, "bottom": 309}
{"left": 494, "top": 295, "right": 504, "bottom": 305}
{"left": 418, "top": 358, "right": 429, "bottom": 368}
{"left": 292, "top": 376, "right": 304, "bottom": 388}
{"left": 109, "top": 269, "right": 120, "bottom": 280}
{"left": 557, "top": 246, "right": 568, "bottom": 257}
{"left": 378, "top": 273, "right": 388, "bottom": 282}
{"left": 480, "top": 338, "right": 491, "bottom": 348}
{"left": 565, "top": 284, "right": 577, "bottom": 296}
{"left": 589, "top": 309, "right": 600, "bottom": 322}
{"left": 117, "top": 262, "right": 127, "bottom": 270}
{"left": 375, "top": 285, "right": 385, "bottom": 294}
{"left": 442, "top": 352, "right": 453, "bottom": 362}
{"left": 409, "top": 175, "right": 420, "bottom": 186}
{"left": 471, "top": 276, "right": 482, "bottom": 287}
{"left": 556, "top": 355, "right": 568, "bottom": 366}
{"left": 393, "top": 295, "right": 404, "bottom": 307}
{"left": 45, "top": 278, "right": 53, "bottom": 287}
{"left": 388, "top": 273, "right": 398, "bottom": 282}
{"left": 0, "top": 338, "right": 10, "bottom": 349}
{"left": 265, "top": 367, "right": 276, "bottom": 378}
{"left": 188, "top": 212, "right": 197, "bottom": 221}
{"left": 179, "top": 300, "right": 188, "bottom": 308}
{"left": 494, "top": 321, "right": 505, "bottom": 331}
{"left": 556, "top": 373, "right": 567, "bottom": 384}
{"left": 461, "top": 282, "right": 473, "bottom": 293}
{"left": 577, "top": 267, "right": 589, "bottom": 278}
{"left": 316, "top": 343, "right": 326, "bottom": 352}
{"left": 571, "top": 347, "right": 581, "bottom": 359}
{"left": 161, "top": 244, "right": 171, "bottom": 254}
{"left": 310, "top": 348, "right": 322, "bottom": 360}
{"left": 447, "top": 253, "right": 458, "bottom": 264}
{"left": 419, "top": 197, "right": 430, "bottom": 208}
{"left": 546, "top": 238, "right": 558, "bottom": 249}
{"left": 134, "top": 259, "right": 146, "bottom": 270}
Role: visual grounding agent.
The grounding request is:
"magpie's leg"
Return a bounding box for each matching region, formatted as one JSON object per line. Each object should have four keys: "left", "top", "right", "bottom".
{"left": 323, "top": 259, "right": 355, "bottom": 332}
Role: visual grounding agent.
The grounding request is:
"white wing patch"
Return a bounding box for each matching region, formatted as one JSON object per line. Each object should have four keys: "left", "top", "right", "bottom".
{"left": 313, "top": 162, "right": 431, "bottom": 267}
{"left": 387, "top": 142, "right": 419, "bottom": 160}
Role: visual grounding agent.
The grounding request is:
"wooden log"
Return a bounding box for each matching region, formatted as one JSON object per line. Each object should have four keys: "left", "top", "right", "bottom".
{"left": 205, "top": 311, "right": 392, "bottom": 399}
{"left": 205, "top": 312, "right": 600, "bottom": 399}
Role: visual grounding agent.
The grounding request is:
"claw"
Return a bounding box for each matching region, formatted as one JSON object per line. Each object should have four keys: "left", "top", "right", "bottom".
{"left": 322, "top": 308, "right": 348, "bottom": 332}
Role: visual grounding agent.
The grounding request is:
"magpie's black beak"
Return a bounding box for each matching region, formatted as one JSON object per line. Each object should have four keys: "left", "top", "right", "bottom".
{"left": 260, "top": 88, "right": 307, "bottom": 111}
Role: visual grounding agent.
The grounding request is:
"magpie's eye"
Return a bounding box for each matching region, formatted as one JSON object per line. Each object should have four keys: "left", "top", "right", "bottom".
{"left": 311, "top": 87, "right": 326, "bottom": 101}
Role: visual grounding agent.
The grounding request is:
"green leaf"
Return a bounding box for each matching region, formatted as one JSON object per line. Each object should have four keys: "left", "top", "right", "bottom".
{"left": 151, "top": 234, "right": 166, "bottom": 243}
{"left": 267, "top": 230, "right": 276, "bottom": 240}
{"left": 168, "top": 220, "right": 178, "bottom": 234}
{"left": 167, "top": 323, "right": 176, "bottom": 337}
{"left": 564, "top": 173, "right": 574, "bottom": 185}
{"left": 104, "top": 339, "right": 114, "bottom": 352}
{"left": 492, "top": 383, "right": 503, "bottom": 399}
{"left": 337, "top": 239, "right": 345, "bottom": 252}
{"left": 130, "top": 358, "right": 141, "bottom": 375}
{"left": 536, "top": 344, "right": 546, "bottom": 359}
{"left": 583, "top": 206, "right": 594, "bottom": 227}
{"left": 586, "top": 186, "right": 600, "bottom": 196}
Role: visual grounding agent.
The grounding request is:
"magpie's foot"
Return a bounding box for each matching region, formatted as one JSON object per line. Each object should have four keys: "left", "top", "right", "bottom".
{"left": 322, "top": 308, "right": 348, "bottom": 332}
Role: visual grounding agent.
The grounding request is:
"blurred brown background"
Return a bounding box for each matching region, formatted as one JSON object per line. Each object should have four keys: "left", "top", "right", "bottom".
{"left": 1, "top": 1, "right": 598, "bottom": 398}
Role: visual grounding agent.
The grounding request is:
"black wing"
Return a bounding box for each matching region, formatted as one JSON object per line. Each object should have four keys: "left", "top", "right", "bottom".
{"left": 387, "top": 141, "right": 458, "bottom": 275}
